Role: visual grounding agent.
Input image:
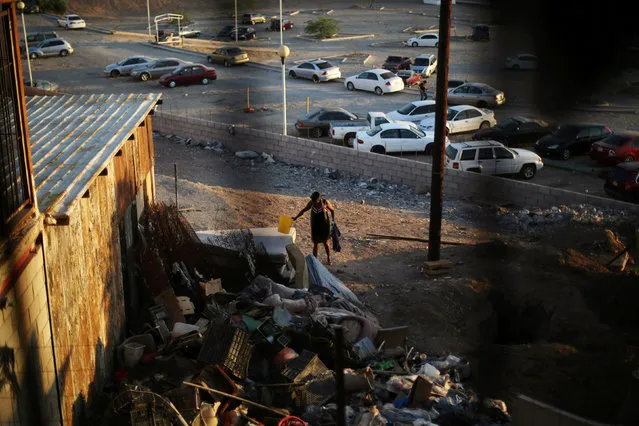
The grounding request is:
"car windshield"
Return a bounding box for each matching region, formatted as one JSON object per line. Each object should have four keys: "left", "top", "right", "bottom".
{"left": 227, "top": 48, "right": 243, "bottom": 55}
{"left": 396, "top": 103, "right": 416, "bottom": 115}
{"left": 316, "top": 62, "right": 332, "bottom": 69}
{"left": 171, "top": 67, "right": 184, "bottom": 75}
{"left": 409, "top": 125, "right": 426, "bottom": 137}
{"left": 497, "top": 117, "right": 521, "bottom": 129}
{"left": 414, "top": 58, "right": 430, "bottom": 66}
{"left": 380, "top": 72, "right": 395, "bottom": 80}
{"left": 386, "top": 56, "right": 401, "bottom": 62}
{"left": 553, "top": 125, "right": 580, "bottom": 138}
{"left": 367, "top": 126, "right": 382, "bottom": 136}
{"left": 69, "top": 16, "right": 81, "bottom": 21}
{"left": 445, "top": 145, "right": 458, "bottom": 160}
{"left": 118, "top": 58, "right": 133, "bottom": 65}
{"left": 602, "top": 134, "right": 632, "bottom": 147}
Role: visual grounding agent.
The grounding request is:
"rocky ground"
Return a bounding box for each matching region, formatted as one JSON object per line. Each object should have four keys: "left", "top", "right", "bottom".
{"left": 153, "top": 130, "right": 639, "bottom": 422}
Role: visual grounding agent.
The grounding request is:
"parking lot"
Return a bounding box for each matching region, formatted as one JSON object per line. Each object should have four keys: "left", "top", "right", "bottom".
{"left": 20, "top": 4, "right": 639, "bottom": 200}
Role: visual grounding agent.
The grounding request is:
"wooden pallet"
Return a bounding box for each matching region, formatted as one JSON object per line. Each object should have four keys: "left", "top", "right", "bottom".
{"left": 423, "top": 259, "right": 453, "bottom": 277}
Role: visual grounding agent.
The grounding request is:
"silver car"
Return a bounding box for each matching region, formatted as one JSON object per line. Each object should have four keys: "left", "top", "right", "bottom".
{"left": 130, "top": 58, "right": 189, "bottom": 81}
{"left": 104, "top": 56, "right": 154, "bottom": 77}
{"left": 447, "top": 82, "right": 506, "bottom": 108}
{"left": 288, "top": 59, "right": 341, "bottom": 83}
{"left": 28, "top": 38, "right": 73, "bottom": 59}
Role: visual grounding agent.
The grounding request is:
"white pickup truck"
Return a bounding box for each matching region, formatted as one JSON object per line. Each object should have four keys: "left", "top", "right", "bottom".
{"left": 57, "top": 14, "right": 86, "bottom": 29}
{"left": 329, "top": 112, "right": 395, "bottom": 147}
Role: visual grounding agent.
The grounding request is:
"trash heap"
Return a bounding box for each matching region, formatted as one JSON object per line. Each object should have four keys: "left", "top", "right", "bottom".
{"left": 106, "top": 203, "right": 511, "bottom": 425}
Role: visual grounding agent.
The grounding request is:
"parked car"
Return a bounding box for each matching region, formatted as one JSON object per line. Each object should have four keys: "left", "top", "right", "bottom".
{"left": 447, "top": 83, "right": 506, "bottom": 108}
{"left": 354, "top": 122, "right": 439, "bottom": 154}
{"left": 396, "top": 69, "right": 416, "bottom": 84}
{"left": 104, "top": 56, "right": 154, "bottom": 77}
{"left": 604, "top": 161, "right": 639, "bottom": 202}
{"left": 535, "top": 124, "right": 612, "bottom": 160}
{"left": 505, "top": 53, "right": 538, "bottom": 70}
{"left": 406, "top": 33, "right": 439, "bottom": 47}
{"left": 288, "top": 59, "right": 341, "bottom": 82}
{"left": 19, "top": 31, "right": 58, "bottom": 51}
{"left": 419, "top": 105, "right": 497, "bottom": 135}
{"left": 410, "top": 54, "right": 437, "bottom": 77}
{"left": 344, "top": 69, "right": 404, "bottom": 96}
{"left": 28, "top": 38, "right": 73, "bottom": 59}
{"left": 216, "top": 25, "right": 235, "bottom": 39}
{"left": 130, "top": 58, "right": 189, "bottom": 81}
{"left": 382, "top": 56, "right": 413, "bottom": 72}
{"left": 330, "top": 112, "right": 396, "bottom": 146}
{"left": 207, "top": 47, "right": 249, "bottom": 67}
{"left": 159, "top": 64, "right": 217, "bottom": 88}
{"left": 295, "top": 107, "right": 360, "bottom": 138}
{"left": 448, "top": 79, "right": 467, "bottom": 89}
{"left": 590, "top": 132, "right": 639, "bottom": 165}
{"left": 57, "top": 14, "right": 86, "bottom": 29}
{"left": 269, "top": 17, "right": 294, "bottom": 31}
{"left": 473, "top": 116, "right": 555, "bottom": 146}
{"left": 386, "top": 100, "right": 437, "bottom": 123}
{"left": 24, "top": 80, "right": 59, "bottom": 92}
{"left": 177, "top": 26, "right": 201, "bottom": 38}
{"left": 242, "top": 13, "right": 267, "bottom": 25}
{"left": 445, "top": 140, "right": 543, "bottom": 180}
{"left": 231, "top": 26, "right": 257, "bottom": 40}
{"left": 471, "top": 24, "right": 490, "bottom": 41}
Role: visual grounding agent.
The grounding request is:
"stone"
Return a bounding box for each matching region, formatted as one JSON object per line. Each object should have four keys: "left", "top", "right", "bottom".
{"left": 235, "top": 150, "right": 260, "bottom": 159}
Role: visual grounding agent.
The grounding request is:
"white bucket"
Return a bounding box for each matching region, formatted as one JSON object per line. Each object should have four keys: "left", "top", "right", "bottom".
{"left": 124, "top": 342, "right": 145, "bottom": 368}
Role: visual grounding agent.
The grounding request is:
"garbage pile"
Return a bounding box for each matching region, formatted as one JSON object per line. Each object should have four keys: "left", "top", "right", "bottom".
{"left": 105, "top": 203, "right": 511, "bottom": 425}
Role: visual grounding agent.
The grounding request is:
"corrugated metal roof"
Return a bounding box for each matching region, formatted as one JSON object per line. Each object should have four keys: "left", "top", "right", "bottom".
{"left": 27, "top": 93, "right": 161, "bottom": 220}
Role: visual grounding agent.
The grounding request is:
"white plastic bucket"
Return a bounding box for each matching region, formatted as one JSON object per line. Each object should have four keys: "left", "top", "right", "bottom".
{"left": 124, "top": 342, "right": 145, "bottom": 368}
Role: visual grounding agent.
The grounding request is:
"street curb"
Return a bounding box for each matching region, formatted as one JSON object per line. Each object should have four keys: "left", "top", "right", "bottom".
{"left": 568, "top": 106, "right": 637, "bottom": 114}
{"left": 542, "top": 159, "right": 606, "bottom": 176}
{"left": 295, "top": 34, "right": 375, "bottom": 42}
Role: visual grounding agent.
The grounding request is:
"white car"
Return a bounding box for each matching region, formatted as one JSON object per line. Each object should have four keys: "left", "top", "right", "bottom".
{"left": 445, "top": 140, "right": 543, "bottom": 180}
{"left": 410, "top": 54, "right": 437, "bottom": 77}
{"left": 354, "top": 121, "right": 446, "bottom": 155}
{"left": 418, "top": 105, "right": 497, "bottom": 135}
{"left": 505, "top": 53, "right": 538, "bottom": 70}
{"left": 344, "top": 69, "right": 404, "bottom": 96}
{"left": 406, "top": 33, "right": 439, "bottom": 47}
{"left": 57, "top": 14, "right": 86, "bottom": 29}
{"left": 288, "top": 59, "right": 341, "bottom": 83}
{"left": 386, "top": 100, "right": 437, "bottom": 123}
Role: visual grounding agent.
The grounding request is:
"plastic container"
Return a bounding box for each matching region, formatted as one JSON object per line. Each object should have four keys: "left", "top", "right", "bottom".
{"left": 278, "top": 216, "right": 293, "bottom": 234}
{"left": 124, "top": 342, "right": 145, "bottom": 368}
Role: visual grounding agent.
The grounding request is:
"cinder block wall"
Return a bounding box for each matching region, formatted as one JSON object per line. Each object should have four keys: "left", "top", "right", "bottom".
{"left": 153, "top": 113, "right": 639, "bottom": 213}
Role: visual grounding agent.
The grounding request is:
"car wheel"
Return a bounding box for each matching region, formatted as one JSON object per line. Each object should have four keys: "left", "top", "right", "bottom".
{"left": 195, "top": 32, "right": 201, "bottom": 37}
{"left": 29, "top": 52, "right": 37, "bottom": 59}
{"left": 434, "top": 42, "right": 439, "bottom": 47}
{"left": 561, "top": 148, "right": 570, "bottom": 160}
{"left": 374, "top": 86, "right": 383, "bottom": 96}
{"left": 412, "top": 42, "right": 418, "bottom": 47}
{"left": 312, "top": 75, "right": 320, "bottom": 84}
{"left": 59, "top": 50, "right": 68, "bottom": 57}
{"left": 371, "top": 145, "right": 386, "bottom": 154}
{"left": 512, "top": 64, "right": 520, "bottom": 70}
{"left": 479, "top": 121, "right": 490, "bottom": 129}
{"left": 282, "top": 26, "right": 286, "bottom": 31}
{"left": 207, "top": 56, "right": 213, "bottom": 64}
{"left": 346, "top": 82, "right": 354, "bottom": 91}
{"left": 519, "top": 164, "right": 536, "bottom": 180}
{"left": 310, "top": 127, "right": 322, "bottom": 138}
{"left": 345, "top": 133, "right": 356, "bottom": 147}
{"left": 624, "top": 155, "right": 634, "bottom": 162}
{"left": 110, "top": 69, "right": 120, "bottom": 78}
{"left": 168, "top": 80, "right": 176, "bottom": 88}
{"left": 250, "top": 20, "right": 255, "bottom": 25}
{"left": 140, "top": 72, "right": 150, "bottom": 81}
{"left": 289, "top": 71, "right": 297, "bottom": 79}
{"left": 201, "top": 78, "right": 210, "bottom": 85}
{"left": 224, "top": 60, "right": 230, "bottom": 67}
{"left": 477, "top": 100, "right": 488, "bottom": 108}
{"left": 424, "top": 143, "right": 433, "bottom": 155}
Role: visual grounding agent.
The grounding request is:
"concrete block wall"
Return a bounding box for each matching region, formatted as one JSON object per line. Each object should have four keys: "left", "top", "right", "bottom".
{"left": 153, "top": 112, "right": 639, "bottom": 213}
{"left": 0, "top": 243, "right": 61, "bottom": 426}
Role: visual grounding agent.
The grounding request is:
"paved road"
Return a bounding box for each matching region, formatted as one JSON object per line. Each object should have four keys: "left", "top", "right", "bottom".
{"left": 21, "top": 10, "right": 634, "bottom": 199}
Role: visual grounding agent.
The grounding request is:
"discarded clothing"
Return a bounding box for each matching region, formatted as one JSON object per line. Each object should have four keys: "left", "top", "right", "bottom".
{"left": 331, "top": 222, "right": 342, "bottom": 252}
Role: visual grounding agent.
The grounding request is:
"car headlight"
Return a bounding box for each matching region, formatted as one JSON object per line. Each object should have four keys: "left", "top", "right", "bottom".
{"left": 536, "top": 156, "right": 542, "bottom": 163}
{"left": 547, "top": 144, "right": 559, "bottom": 149}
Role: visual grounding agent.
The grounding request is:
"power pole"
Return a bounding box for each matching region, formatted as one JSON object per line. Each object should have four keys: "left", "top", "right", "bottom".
{"left": 427, "top": 0, "right": 452, "bottom": 261}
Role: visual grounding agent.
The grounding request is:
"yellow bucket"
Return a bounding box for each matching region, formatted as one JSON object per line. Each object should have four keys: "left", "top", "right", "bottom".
{"left": 278, "top": 216, "right": 293, "bottom": 234}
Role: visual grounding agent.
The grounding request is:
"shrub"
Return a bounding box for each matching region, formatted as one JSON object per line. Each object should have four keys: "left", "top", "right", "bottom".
{"left": 40, "top": 0, "right": 67, "bottom": 14}
{"left": 305, "top": 17, "right": 340, "bottom": 39}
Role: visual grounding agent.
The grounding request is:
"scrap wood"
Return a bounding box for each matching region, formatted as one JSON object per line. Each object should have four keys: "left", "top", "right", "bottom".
{"left": 366, "top": 233, "right": 467, "bottom": 245}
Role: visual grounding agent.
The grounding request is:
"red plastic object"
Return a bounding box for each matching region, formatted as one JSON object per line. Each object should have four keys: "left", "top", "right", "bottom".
{"left": 278, "top": 416, "right": 307, "bottom": 426}
{"left": 115, "top": 370, "right": 128, "bottom": 381}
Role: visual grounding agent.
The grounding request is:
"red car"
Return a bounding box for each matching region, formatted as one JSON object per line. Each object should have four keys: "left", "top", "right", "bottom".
{"left": 590, "top": 132, "right": 639, "bottom": 164}
{"left": 159, "top": 64, "right": 217, "bottom": 88}
{"left": 604, "top": 161, "right": 639, "bottom": 202}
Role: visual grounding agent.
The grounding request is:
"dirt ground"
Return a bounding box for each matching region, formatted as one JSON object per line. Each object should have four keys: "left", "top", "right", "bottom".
{"left": 152, "top": 134, "right": 639, "bottom": 422}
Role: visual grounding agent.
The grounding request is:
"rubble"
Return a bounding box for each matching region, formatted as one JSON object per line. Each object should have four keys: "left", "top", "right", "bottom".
{"left": 104, "top": 202, "right": 513, "bottom": 425}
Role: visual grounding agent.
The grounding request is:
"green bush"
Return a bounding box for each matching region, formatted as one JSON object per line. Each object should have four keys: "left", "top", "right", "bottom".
{"left": 177, "top": 11, "right": 192, "bottom": 25}
{"left": 305, "top": 17, "right": 340, "bottom": 39}
{"left": 40, "top": 0, "right": 67, "bottom": 14}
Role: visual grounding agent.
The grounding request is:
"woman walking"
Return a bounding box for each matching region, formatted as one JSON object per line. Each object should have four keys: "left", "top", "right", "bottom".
{"left": 293, "top": 192, "right": 336, "bottom": 264}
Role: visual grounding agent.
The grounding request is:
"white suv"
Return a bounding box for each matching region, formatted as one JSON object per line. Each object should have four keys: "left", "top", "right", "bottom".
{"left": 445, "top": 140, "right": 543, "bottom": 180}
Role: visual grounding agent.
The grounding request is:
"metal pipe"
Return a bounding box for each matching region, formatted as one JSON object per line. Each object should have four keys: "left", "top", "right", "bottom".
{"left": 427, "top": 0, "right": 452, "bottom": 261}
{"left": 234, "top": 0, "right": 238, "bottom": 43}
{"left": 334, "top": 326, "right": 346, "bottom": 426}
{"left": 279, "top": 0, "right": 283, "bottom": 45}
{"left": 282, "top": 58, "right": 287, "bottom": 135}
{"left": 183, "top": 381, "right": 289, "bottom": 416}
{"left": 146, "top": 0, "right": 152, "bottom": 40}
{"left": 19, "top": 8, "right": 33, "bottom": 84}
{"left": 174, "top": 163, "right": 178, "bottom": 209}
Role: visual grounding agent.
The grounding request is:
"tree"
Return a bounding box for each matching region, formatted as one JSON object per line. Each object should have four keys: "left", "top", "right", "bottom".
{"left": 40, "top": 0, "right": 67, "bottom": 14}
{"left": 305, "top": 17, "right": 340, "bottom": 39}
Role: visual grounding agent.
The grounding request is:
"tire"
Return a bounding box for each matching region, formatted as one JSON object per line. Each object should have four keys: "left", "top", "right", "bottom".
{"left": 345, "top": 133, "right": 356, "bottom": 147}
{"left": 282, "top": 26, "right": 286, "bottom": 31}
{"left": 346, "top": 82, "right": 354, "bottom": 91}
{"left": 434, "top": 42, "right": 439, "bottom": 47}
{"left": 371, "top": 145, "right": 385, "bottom": 154}
{"left": 561, "top": 148, "right": 570, "bottom": 160}
{"left": 310, "top": 127, "right": 323, "bottom": 138}
{"left": 201, "top": 78, "right": 210, "bottom": 85}
{"left": 312, "top": 75, "right": 320, "bottom": 84}
{"left": 140, "top": 72, "right": 150, "bottom": 81}
{"left": 519, "top": 164, "right": 536, "bottom": 180}
{"left": 477, "top": 100, "right": 487, "bottom": 108}
{"left": 110, "top": 69, "right": 120, "bottom": 78}
{"left": 412, "top": 42, "right": 418, "bottom": 47}
{"left": 168, "top": 80, "right": 176, "bottom": 88}
{"left": 224, "top": 60, "right": 230, "bottom": 67}
{"left": 289, "top": 71, "right": 297, "bottom": 79}
{"left": 250, "top": 21, "right": 255, "bottom": 25}
{"left": 207, "top": 56, "right": 213, "bottom": 64}
{"left": 624, "top": 155, "right": 635, "bottom": 162}
{"left": 29, "top": 52, "right": 37, "bottom": 59}
{"left": 374, "top": 86, "right": 383, "bottom": 96}
{"left": 512, "top": 64, "right": 520, "bottom": 70}
{"left": 59, "top": 50, "right": 68, "bottom": 57}
{"left": 424, "top": 143, "right": 433, "bottom": 155}
{"left": 195, "top": 32, "right": 201, "bottom": 37}
{"left": 468, "top": 168, "right": 481, "bottom": 173}
{"left": 479, "top": 121, "right": 490, "bottom": 129}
